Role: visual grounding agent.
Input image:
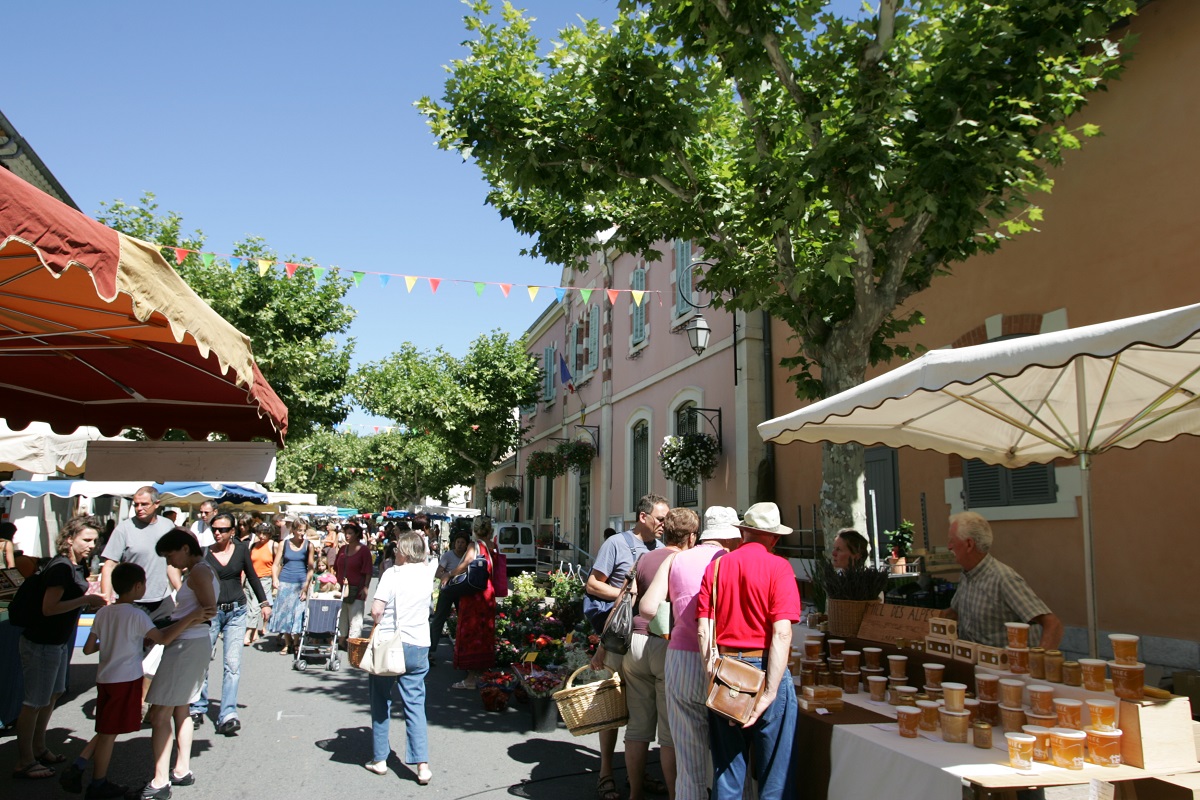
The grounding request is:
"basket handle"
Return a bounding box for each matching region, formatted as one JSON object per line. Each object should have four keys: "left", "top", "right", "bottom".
{"left": 566, "top": 664, "right": 617, "bottom": 689}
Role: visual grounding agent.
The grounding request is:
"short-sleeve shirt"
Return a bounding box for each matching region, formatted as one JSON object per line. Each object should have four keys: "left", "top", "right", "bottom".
{"left": 438, "top": 549, "right": 461, "bottom": 574}
{"left": 372, "top": 560, "right": 439, "bottom": 646}
{"left": 94, "top": 603, "right": 155, "bottom": 683}
{"left": 950, "top": 554, "right": 1052, "bottom": 648}
{"left": 696, "top": 541, "right": 801, "bottom": 651}
{"left": 632, "top": 547, "right": 675, "bottom": 636}
{"left": 592, "top": 531, "right": 657, "bottom": 589}
{"left": 23, "top": 558, "right": 89, "bottom": 645}
{"left": 667, "top": 544, "right": 725, "bottom": 653}
{"left": 101, "top": 516, "right": 176, "bottom": 602}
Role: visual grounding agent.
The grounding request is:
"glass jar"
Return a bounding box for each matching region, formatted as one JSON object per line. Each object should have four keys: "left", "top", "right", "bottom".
{"left": 1028, "top": 647, "right": 1046, "bottom": 679}
{"left": 1044, "top": 649, "right": 1064, "bottom": 683}
{"left": 1062, "top": 660, "right": 1082, "bottom": 687}
{"left": 973, "top": 721, "right": 993, "bottom": 749}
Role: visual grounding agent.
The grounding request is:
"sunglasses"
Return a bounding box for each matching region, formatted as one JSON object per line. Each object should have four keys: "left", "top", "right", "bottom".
{"left": 211, "top": 526, "right": 234, "bottom": 533}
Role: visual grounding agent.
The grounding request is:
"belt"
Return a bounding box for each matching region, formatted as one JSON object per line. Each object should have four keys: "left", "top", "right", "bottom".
{"left": 718, "top": 647, "right": 763, "bottom": 657}
{"left": 217, "top": 601, "right": 245, "bottom": 612}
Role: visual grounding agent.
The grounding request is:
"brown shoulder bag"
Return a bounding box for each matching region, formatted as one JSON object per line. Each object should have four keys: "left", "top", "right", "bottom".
{"left": 704, "top": 557, "right": 767, "bottom": 725}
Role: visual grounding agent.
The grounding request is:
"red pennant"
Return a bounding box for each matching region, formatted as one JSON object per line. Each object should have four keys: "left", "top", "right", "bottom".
{"left": 285, "top": 263, "right": 299, "bottom": 278}
{"left": 499, "top": 283, "right": 512, "bottom": 298}
{"left": 173, "top": 248, "right": 189, "bottom": 265}
{"left": 429, "top": 278, "right": 441, "bottom": 293}
{"left": 607, "top": 289, "right": 619, "bottom": 305}
{"left": 373, "top": 426, "right": 379, "bottom": 433}
{"left": 471, "top": 424, "right": 480, "bottom": 431}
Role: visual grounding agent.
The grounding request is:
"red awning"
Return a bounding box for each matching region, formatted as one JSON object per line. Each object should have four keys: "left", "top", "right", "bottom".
{"left": 0, "top": 167, "right": 287, "bottom": 444}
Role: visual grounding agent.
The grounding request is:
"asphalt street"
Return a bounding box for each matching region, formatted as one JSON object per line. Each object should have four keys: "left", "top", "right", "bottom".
{"left": 2, "top": 624, "right": 657, "bottom": 800}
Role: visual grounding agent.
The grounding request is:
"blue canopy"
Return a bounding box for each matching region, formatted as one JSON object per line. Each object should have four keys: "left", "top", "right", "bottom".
{"left": 0, "top": 480, "right": 268, "bottom": 504}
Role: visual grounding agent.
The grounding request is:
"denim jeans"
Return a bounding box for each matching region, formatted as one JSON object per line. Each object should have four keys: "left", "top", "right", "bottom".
{"left": 368, "top": 642, "right": 429, "bottom": 764}
{"left": 190, "top": 604, "right": 247, "bottom": 723}
{"left": 708, "top": 657, "right": 797, "bottom": 800}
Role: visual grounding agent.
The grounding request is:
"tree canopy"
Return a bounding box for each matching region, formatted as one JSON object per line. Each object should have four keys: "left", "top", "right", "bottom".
{"left": 97, "top": 194, "right": 356, "bottom": 440}
{"left": 352, "top": 330, "right": 541, "bottom": 503}
{"left": 418, "top": 0, "right": 1135, "bottom": 529}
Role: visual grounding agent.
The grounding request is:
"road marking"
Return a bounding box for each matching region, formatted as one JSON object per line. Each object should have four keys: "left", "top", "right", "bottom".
{"left": 276, "top": 711, "right": 306, "bottom": 720}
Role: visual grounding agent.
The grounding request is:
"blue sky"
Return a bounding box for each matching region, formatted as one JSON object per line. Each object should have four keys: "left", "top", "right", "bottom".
{"left": 4, "top": 0, "right": 861, "bottom": 431}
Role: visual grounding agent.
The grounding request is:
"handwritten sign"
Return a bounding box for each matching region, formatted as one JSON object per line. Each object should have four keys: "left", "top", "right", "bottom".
{"left": 855, "top": 603, "right": 937, "bottom": 644}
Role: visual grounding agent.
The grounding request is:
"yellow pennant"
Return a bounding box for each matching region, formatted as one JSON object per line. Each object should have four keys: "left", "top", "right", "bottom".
{"left": 257, "top": 259, "right": 272, "bottom": 276}
{"left": 404, "top": 275, "right": 418, "bottom": 292}
{"left": 631, "top": 290, "right": 645, "bottom": 306}
{"left": 528, "top": 286, "right": 540, "bottom": 302}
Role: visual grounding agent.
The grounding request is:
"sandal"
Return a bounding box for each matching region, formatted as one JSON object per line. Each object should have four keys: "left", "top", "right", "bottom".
{"left": 640, "top": 775, "right": 669, "bottom": 795}
{"left": 597, "top": 775, "right": 620, "bottom": 800}
{"left": 449, "top": 681, "right": 477, "bottom": 690}
{"left": 36, "top": 749, "right": 67, "bottom": 765}
{"left": 13, "top": 762, "right": 56, "bottom": 779}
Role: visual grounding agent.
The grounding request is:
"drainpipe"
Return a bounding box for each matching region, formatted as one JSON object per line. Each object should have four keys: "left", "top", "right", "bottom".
{"left": 761, "top": 309, "right": 776, "bottom": 502}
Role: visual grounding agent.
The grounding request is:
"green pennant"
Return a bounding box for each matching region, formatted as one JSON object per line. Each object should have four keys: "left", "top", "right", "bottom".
{"left": 474, "top": 282, "right": 485, "bottom": 297}
{"left": 352, "top": 271, "right": 365, "bottom": 287}
{"left": 201, "top": 252, "right": 215, "bottom": 268}
{"left": 580, "top": 288, "right": 593, "bottom": 303}
{"left": 312, "top": 267, "right": 325, "bottom": 283}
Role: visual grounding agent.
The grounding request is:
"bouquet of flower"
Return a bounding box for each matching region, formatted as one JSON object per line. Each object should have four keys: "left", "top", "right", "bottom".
{"left": 524, "top": 670, "right": 566, "bottom": 698}
{"left": 658, "top": 432, "right": 721, "bottom": 486}
{"left": 555, "top": 439, "right": 597, "bottom": 473}
{"left": 526, "top": 449, "right": 565, "bottom": 479}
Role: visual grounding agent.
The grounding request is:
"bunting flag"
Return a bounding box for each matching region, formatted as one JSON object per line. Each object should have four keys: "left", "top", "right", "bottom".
{"left": 285, "top": 263, "right": 299, "bottom": 278}
{"left": 201, "top": 252, "right": 215, "bottom": 267}
{"left": 312, "top": 266, "right": 325, "bottom": 282}
{"left": 631, "top": 290, "right": 644, "bottom": 306}
{"left": 429, "top": 278, "right": 441, "bottom": 293}
{"left": 258, "top": 259, "right": 272, "bottom": 276}
{"left": 554, "top": 288, "right": 566, "bottom": 303}
{"left": 527, "top": 286, "right": 540, "bottom": 302}
{"left": 405, "top": 275, "right": 418, "bottom": 292}
{"left": 500, "top": 283, "right": 512, "bottom": 298}
{"left": 380, "top": 274, "right": 390, "bottom": 287}
{"left": 607, "top": 289, "right": 619, "bottom": 305}
{"left": 558, "top": 352, "right": 576, "bottom": 394}
{"left": 173, "top": 248, "right": 188, "bottom": 265}
{"left": 230, "top": 257, "right": 242, "bottom": 271}
{"left": 474, "top": 282, "right": 485, "bottom": 297}
{"left": 352, "top": 271, "right": 365, "bottom": 287}
{"left": 579, "top": 288, "right": 593, "bottom": 303}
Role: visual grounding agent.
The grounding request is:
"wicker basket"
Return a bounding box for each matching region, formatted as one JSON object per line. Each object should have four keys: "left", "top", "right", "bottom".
{"left": 826, "top": 598, "right": 880, "bottom": 638}
{"left": 347, "top": 637, "right": 370, "bottom": 669}
{"left": 552, "top": 666, "right": 628, "bottom": 736}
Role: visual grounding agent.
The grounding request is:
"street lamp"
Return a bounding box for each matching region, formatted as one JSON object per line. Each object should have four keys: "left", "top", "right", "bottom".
{"left": 677, "top": 260, "right": 738, "bottom": 382}
{"left": 685, "top": 315, "right": 711, "bottom": 356}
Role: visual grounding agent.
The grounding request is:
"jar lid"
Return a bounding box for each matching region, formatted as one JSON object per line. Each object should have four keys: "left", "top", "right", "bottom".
{"left": 1045, "top": 649, "right": 1063, "bottom": 656}
{"left": 1029, "top": 647, "right": 1045, "bottom": 653}
{"left": 1062, "top": 660, "right": 1080, "bottom": 667}
{"left": 973, "top": 721, "right": 992, "bottom": 729}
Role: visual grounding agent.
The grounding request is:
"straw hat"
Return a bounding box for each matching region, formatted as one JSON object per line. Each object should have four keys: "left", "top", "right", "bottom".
{"left": 735, "top": 502, "right": 793, "bottom": 536}
{"left": 699, "top": 506, "right": 742, "bottom": 541}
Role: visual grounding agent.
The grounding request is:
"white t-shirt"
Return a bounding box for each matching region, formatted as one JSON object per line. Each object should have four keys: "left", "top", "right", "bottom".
{"left": 94, "top": 603, "right": 156, "bottom": 684}
{"left": 371, "top": 560, "right": 438, "bottom": 647}
{"left": 173, "top": 561, "right": 218, "bottom": 641}
{"left": 191, "top": 520, "right": 215, "bottom": 549}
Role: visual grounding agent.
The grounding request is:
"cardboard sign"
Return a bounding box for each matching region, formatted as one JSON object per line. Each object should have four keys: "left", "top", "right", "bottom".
{"left": 523, "top": 651, "right": 539, "bottom": 663}
{"left": 855, "top": 603, "right": 938, "bottom": 644}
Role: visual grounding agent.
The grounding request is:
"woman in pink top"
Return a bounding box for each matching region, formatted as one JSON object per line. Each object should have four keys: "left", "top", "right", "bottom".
{"left": 639, "top": 507, "right": 742, "bottom": 800}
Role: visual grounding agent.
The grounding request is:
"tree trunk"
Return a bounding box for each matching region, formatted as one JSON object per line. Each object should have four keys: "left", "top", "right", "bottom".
{"left": 473, "top": 469, "right": 488, "bottom": 512}
{"left": 814, "top": 333, "right": 870, "bottom": 542}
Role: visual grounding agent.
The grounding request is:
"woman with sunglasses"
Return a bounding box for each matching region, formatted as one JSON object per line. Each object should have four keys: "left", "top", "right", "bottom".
{"left": 187, "top": 513, "right": 271, "bottom": 735}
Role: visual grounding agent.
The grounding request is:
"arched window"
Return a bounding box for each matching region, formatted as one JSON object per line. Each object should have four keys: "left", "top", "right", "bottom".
{"left": 674, "top": 402, "right": 699, "bottom": 507}
{"left": 630, "top": 420, "right": 649, "bottom": 507}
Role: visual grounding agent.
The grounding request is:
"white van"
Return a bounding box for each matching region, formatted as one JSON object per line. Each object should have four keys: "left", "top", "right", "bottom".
{"left": 495, "top": 522, "right": 535, "bottom": 572}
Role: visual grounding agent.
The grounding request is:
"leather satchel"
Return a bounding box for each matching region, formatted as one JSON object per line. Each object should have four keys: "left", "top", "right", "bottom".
{"left": 704, "top": 558, "right": 768, "bottom": 725}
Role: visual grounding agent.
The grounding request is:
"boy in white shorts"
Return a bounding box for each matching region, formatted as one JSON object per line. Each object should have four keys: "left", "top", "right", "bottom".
{"left": 59, "top": 563, "right": 212, "bottom": 799}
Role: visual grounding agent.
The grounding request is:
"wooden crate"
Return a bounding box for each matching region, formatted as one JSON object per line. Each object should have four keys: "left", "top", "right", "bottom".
{"left": 953, "top": 640, "right": 978, "bottom": 664}
{"left": 925, "top": 635, "right": 953, "bottom": 657}
{"left": 1118, "top": 695, "right": 1199, "bottom": 771}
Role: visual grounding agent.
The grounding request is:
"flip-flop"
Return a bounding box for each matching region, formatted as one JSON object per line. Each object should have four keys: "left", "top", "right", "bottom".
{"left": 36, "top": 750, "right": 67, "bottom": 765}
{"left": 449, "top": 681, "right": 477, "bottom": 690}
{"left": 13, "top": 762, "right": 55, "bottom": 779}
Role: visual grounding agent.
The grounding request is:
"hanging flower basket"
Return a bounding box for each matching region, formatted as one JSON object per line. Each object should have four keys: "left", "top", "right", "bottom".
{"left": 489, "top": 485, "right": 523, "bottom": 505}
{"left": 555, "top": 439, "right": 597, "bottom": 474}
{"left": 658, "top": 432, "right": 720, "bottom": 486}
{"left": 526, "top": 449, "right": 565, "bottom": 479}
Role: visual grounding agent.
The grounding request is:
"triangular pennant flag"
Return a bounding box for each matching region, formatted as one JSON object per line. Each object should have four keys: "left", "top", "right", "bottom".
{"left": 285, "top": 263, "right": 299, "bottom": 278}
{"left": 474, "top": 282, "right": 485, "bottom": 297}
{"left": 429, "top": 278, "right": 441, "bottom": 293}
{"left": 607, "top": 289, "right": 620, "bottom": 305}
{"left": 173, "top": 248, "right": 188, "bottom": 265}
{"left": 312, "top": 267, "right": 325, "bottom": 283}
{"left": 405, "top": 276, "right": 418, "bottom": 292}
{"left": 229, "top": 257, "right": 242, "bottom": 271}
{"left": 201, "top": 252, "right": 215, "bottom": 268}
{"left": 631, "top": 290, "right": 645, "bottom": 306}
{"left": 380, "top": 274, "right": 390, "bottom": 287}
{"left": 500, "top": 283, "right": 512, "bottom": 298}
{"left": 527, "top": 286, "right": 540, "bottom": 302}
{"left": 257, "top": 259, "right": 272, "bottom": 276}
{"left": 580, "top": 288, "right": 593, "bottom": 303}
{"left": 554, "top": 288, "right": 566, "bottom": 303}
{"left": 352, "top": 271, "right": 365, "bottom": 287}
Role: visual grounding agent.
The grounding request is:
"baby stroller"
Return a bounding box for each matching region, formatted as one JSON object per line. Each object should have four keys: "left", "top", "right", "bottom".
{"left": 294, "top": 596, "right": 341, "bottom": 672}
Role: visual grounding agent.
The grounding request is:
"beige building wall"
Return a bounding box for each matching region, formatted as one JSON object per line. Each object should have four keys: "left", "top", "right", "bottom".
{"left": 768, "top": 0, "right": 1200, "bottom": 654}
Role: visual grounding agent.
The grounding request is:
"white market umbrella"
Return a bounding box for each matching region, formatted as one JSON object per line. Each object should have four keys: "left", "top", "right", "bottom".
{"left": 758, "top": 301, "right": 1200, "bottom": 656}
{"left": 0, "top": 419, "right": 126, "bottom": 476}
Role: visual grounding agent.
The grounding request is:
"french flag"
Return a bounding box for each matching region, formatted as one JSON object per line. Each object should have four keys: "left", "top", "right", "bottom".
{"left": 558, "top": 352, "right": 576, "bottom": 394}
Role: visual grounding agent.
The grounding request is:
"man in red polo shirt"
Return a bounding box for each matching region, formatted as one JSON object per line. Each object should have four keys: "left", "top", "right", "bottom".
{"left": 696, "top": 502, "right": 799, "bottom": 800}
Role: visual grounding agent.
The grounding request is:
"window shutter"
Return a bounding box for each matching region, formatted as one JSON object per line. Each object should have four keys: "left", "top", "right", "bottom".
{"left": 542, "top": 346, "right": 555, "bottom": 402}
{"left": 631, "top": 421, "right": 649, "bottom": 506}
{"left": 567, "top": 323, "right": 578, "bottom": 374}
{"left": 674, "top": 239, "right": 693, "bottom": 317}
{"left": 1009, "top": 463, "right": 1057, "bottom": 505}
{"left": 964, "top": 460, "right": 1005, "bottom": 508}
{"left": 964, "top": 459, "right": 1057, "bottom": 508}
{"left": 588, "top": 305, "right": 600, "bottom": 371}
{"left": 632, "top": 269, "right": 646, "bottom": 344}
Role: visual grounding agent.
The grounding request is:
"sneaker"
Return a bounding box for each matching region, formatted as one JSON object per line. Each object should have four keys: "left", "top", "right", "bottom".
{"left": 364, "top": 761, "right": 388, "bottom": 775}
{"left": 190, "top": 713, "right": 204, "bottom": 729}
{"left": 85, "top": 781, "right": 129, "bottom": 799}
{"left": 60, "top": 763, "right": 85, "bottom": 793}
{"left": 169, "top": 772, "right": 195, "bottom": 787}
{"left": 140, "top": 783, "right": 171, "bottom": 800}
{"left": 216, "top": 718, "right": 241, "bottom": 736}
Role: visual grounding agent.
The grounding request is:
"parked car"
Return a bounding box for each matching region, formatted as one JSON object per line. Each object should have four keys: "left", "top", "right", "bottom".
{"left": 495, "top": 522, "right": 535, "bottom": 572}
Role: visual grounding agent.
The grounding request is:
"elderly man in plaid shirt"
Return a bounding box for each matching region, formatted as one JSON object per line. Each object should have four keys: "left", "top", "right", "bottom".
{"left": 941, "top": 511, "right": 1063, "bottom": 650}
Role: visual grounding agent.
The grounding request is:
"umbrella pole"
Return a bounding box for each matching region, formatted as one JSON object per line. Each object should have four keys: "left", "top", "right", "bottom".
{"left": 1079, "top": 453, "right": 1099, "bottom": 658}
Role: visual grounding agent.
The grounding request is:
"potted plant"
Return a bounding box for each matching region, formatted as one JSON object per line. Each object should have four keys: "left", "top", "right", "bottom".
{"left": 886, "top": 519, "right": 915, "bottom": 573}
{"left": 816, "top": 560, "right": 890, "bottom": 638}
{"left": 555, "top": 439, "right": 597, "bottom": 473}
{"left": 526, "top": 449, "right": 565, "bottom": 479}
{"left": 489, "top": 485, "right": 522, "bottom": 505}
{"left": 658, "top": 431, "right": 721, "bottom": 486}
